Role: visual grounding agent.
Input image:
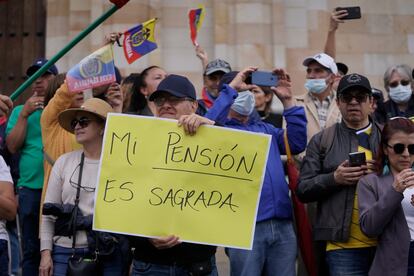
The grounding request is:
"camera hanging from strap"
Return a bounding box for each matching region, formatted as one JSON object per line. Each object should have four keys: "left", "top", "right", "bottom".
{"left": 67, "top": 152, "right": 100, "bottom": 276}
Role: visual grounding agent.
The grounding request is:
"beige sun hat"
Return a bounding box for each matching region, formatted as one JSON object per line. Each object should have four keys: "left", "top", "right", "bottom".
{"left": 58, "top": 98, "right": 113, "bottom": 133}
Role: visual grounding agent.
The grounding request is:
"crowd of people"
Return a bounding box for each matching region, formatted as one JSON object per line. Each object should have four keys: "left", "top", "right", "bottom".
{"left": 0, "top": 8, "right": 414, "bottom": 276}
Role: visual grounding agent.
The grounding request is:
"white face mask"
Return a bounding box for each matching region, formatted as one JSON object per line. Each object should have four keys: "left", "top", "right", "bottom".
{"left": 231, "top": 91, "right": 255, "bottom": 116}
{"left": 389, "top": 84, "right": 412, "bottom": 104}
{"left": 304, "top": 78, "right": 328, "bottom": 94}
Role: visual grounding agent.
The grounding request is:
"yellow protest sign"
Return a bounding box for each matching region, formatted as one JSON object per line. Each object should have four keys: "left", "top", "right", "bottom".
{"left": 93, "top": 114, "right": 271, "bottom": 249}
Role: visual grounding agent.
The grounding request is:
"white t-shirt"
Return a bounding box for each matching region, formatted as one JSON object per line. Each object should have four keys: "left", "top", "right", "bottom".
{"left": 402, "top": 187, "right": 414, "bottom": 241}
{"left": 0, "top": 156, "right": 13, "bottom": 241}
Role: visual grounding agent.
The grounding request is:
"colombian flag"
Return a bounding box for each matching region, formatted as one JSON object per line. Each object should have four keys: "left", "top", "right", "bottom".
{"left": 188, "top": 5, "right": 205, "bottom": 46}
{"left": 122, "top": 18, "right": 158, "bottom": 64}
{"left": 66, "top": 44, "right": 116, "bottom": 93}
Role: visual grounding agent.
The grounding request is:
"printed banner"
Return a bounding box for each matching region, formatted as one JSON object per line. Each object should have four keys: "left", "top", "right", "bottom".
{"left": 66, "top": 44, "right": 115, "bottom": 93}
{"left": 93, "top": 114, "right": 271, "bottom": 249}
{"left": 122, "top": 18, "right": 158, "bottom": 64}
{"left": 188, "top": 5, "right": 205, "bottom": 46}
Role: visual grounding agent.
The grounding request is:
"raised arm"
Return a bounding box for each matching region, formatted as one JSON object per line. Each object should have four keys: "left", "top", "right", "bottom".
{"left": 6, "top": 93, "right": 44, "bottom": 153}
{"left": 324, "top": 9, "right": 348, "bottom": 58}
{"left": 195, "top": 45, "right": 209, "bottom": 71}
{"left": 41, "top": 82, "right": 75, "bottom": 128}
{"left": 271, "top": 68, "right": 307, "bottom": 154}
{"left": 205, "top": 67, "right": 257, "bottom": 124}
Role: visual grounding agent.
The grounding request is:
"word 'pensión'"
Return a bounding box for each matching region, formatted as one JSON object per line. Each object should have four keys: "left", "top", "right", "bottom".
{"left": 149, "top": 187, "right": 239, "bottom": 212}
{"left": 165, "top": 132, "right": 257, "bottom": 174}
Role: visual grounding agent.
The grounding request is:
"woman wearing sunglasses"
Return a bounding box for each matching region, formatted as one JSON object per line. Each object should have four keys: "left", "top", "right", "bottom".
{"left": 358, "top": 117, "right": 414, "bottom": 275}
{"left": 374, "top": 64, "right": 414, "bottom": 124}
{"left": 39, "top": 98, "right": 128, "bottom": 276}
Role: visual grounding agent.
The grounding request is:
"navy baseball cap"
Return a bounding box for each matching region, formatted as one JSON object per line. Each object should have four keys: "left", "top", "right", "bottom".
{"left": 26, "top": 58, "right": 59, "bottom": 77}
{"left": 149, "top": 74, "right": 196, "bottom": 101}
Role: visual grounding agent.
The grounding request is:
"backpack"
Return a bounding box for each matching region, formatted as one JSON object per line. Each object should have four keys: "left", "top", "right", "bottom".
{"left": 319, "top": 123, "right": 337, "bottom": 163}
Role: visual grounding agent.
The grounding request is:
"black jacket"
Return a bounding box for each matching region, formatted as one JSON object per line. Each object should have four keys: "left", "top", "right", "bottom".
{"left": 296, "top": 120, "right": 382, "bottom": 242}
{"left": 374, "top": 97, "right": 414, "bottom": 124}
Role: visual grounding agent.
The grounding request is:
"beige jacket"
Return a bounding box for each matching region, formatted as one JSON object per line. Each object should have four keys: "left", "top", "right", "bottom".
{"left": 294, "top": 92, "right": 341, "bottom": 144}
{"left": 289, "top": 92, "right": 341, "bottom": 162}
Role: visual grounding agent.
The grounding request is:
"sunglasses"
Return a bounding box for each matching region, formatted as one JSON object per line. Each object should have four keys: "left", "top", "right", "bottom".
{"left": 339, "top": 93, "right": 369, "bottom": 104}
{"left": 389, "top": 80, "right": 410, "bottom": 88}
{"left": 153, "top": 97, "right": 193, "bottom": 107}
{"left": 387, "top": 143, "right": 414, "bottom": 155}
{"left": 70, "top": 117, "right": 92, "bottom": 130}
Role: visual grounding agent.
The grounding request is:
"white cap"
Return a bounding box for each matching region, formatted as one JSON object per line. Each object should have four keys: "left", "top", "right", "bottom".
{"left": 302, "top": 53, "right": 338, "bottom": 75}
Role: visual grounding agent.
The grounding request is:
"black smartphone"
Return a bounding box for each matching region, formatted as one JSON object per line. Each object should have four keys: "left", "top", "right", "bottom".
{"left": 335, "top": 6, "right": 361, "bottom": 20}
{"left": 349, "top": 152, "right": 366, "bottom": 167}
{"left": 251, "top": 71, "right": 278, "bottom": 87}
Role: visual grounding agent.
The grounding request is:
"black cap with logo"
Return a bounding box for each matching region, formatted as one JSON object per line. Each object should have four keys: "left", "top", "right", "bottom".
{"left": 337, "top": 73, "right": 372, "bottom": 96}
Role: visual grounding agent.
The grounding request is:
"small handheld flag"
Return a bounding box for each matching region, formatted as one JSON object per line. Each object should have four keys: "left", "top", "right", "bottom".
{"left": 122, "top": 18, "right": 158, "bottom": 64}
{"left": 66, "top": 44, "right": 116, "bottom": 93}
{"left": 188, "top": 5, "right": 205, "bottom": 46}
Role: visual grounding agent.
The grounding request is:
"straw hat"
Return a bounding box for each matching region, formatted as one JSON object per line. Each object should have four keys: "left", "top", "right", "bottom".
{"left": 58, "top": 98, "right": 113, "bottom": 133}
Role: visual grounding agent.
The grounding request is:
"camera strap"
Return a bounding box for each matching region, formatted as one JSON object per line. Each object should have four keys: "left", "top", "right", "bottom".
{"left": 71, "top": 152, "right": 85, "bottom": 254}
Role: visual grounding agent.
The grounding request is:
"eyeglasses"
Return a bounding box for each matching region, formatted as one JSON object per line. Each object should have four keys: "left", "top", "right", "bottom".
{"left": 389, "top": 80, "right": 410, "bottom": 88}
{"left": 69, "top": 163, "right": 96, "bottom": 192}
{"left": 70, "top": 117, "right": 92, "bottom": 130}
{"left": 153, "top": 97, "right": 193, "bottom": 107}
{"left": 387, "top": 143, "right": 414, "bottom": 155}
{"left": 339, "top": 93, "right": 369, "bottom": 104}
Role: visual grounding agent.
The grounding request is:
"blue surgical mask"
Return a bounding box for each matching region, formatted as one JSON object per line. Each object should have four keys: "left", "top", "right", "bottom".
{"left": 305, "top": 78, "right": 328, "bottom": 94}
{"left": 389, "top": 84, "right": 412, "bottom": 104}
{"left": 231, "top": 91, "right": 255, "bottom": 116}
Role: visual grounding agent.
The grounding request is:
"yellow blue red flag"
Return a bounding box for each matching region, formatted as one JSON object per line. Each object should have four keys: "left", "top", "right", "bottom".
{"left": 122, "top": 18, "right": 158, "bottom": 64}
{"left": 188, "top": 5, "right": 205, "bottom": 46}
{"left": 66, "top": 44, "right": 116, "bottom": 93}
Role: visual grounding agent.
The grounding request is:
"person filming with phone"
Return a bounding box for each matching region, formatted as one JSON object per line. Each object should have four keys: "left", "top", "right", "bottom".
{"left": 357, "top": 117, "right": 414, "bottom": 276}
{"left": 297, "top": 73, "right": 382, "bottom": 275}
{"left": 195, "top": 67, "right": 307, "bottom": 275}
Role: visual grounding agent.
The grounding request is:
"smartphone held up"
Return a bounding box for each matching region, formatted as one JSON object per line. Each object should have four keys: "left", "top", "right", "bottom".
{"left": 335, "top": 6, "right": 361, "bottom": 20}
{"left": 247, "top": 71, "right": 279, "bottom": 87}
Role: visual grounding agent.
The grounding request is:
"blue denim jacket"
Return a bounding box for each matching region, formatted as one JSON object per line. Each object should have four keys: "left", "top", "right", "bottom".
{"left": 206, "top": 85, "right": 307, "bottom": 221}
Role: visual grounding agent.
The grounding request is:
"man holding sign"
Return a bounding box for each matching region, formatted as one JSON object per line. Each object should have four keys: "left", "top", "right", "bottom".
{"left": 129, "top": 74, "right": 218, "bottom": 275}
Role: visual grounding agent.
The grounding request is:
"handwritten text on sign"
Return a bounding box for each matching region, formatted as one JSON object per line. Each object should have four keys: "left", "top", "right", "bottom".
{"left": 93, "top": 114, "right": 271, "bottom": 249}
